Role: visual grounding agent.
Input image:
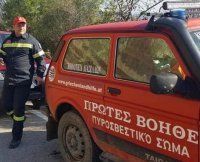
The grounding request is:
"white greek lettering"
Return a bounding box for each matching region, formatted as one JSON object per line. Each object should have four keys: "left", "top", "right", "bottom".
{"left": 159, "top": 121, "right": 171, "bottom": 135}
{"left": 84, "top": 100, "right": 91, "bottom": 110}
{"left": 106, "top": 106, "right": 114, "bottom": 118}
{"left": 136, "top": 115, "right": 146, "bottom": 127}
{"left": 156, "top": 137, "right": 190, "bottom": 158}
{"left": 181, "top": 146, "right": 190, "bottom": 158}
{"left": 124, "top": 127, "right": 130, "bottom": 136}
{"left": 115, "top": 109, "right": 123, "bottom": 121}
{"left": 92, "top": 102, "right": 98, "bottom": 112}
{"left": 98, "top": 104, "right": 106, "bottom": 115}
{"left": 187, "top": 129, "right": 198, "bottom": 144}
{"left": 145, "top": 134, "right": 152, "bottom": 144}
{"left": 147, "top": 118, "right": 158, "bottom": 131}
{"left": 163, "top": 140, "right": 171, "bottom": 151}
{"left": 173, "top": 126, "right": 186, "bottom": 139}
{"left": 123, "top": 111, "right": 131, "bottom": 123}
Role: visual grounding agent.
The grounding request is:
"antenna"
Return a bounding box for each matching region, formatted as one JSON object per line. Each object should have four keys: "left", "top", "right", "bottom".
{"left": 137, "top": 0, "right": 165, "bottom": 19}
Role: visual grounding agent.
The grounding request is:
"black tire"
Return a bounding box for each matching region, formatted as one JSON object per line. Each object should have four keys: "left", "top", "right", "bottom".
{"left": 58, "top": 111, "right": 100, "bottom": 162}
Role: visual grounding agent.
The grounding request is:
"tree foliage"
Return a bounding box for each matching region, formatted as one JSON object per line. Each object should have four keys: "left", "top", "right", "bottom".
{"left": 115, "top": 0, "right": 139, "bottom": 21}
{"left": 1, "top": 0, "right": 103, "bottom": 53}
{"left": 36, "top": 0, "right": 104, "bottom": 51}
{"left": 100, "top": 0, "right": 163, "bottom": 21}
{"left": 1, "top": 0, "right": 163, "bottom": 54}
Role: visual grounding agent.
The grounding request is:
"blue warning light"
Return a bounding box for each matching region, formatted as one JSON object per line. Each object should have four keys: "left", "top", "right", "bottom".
{"left": 169, "top": 9, "right": 187, "bottom": 20}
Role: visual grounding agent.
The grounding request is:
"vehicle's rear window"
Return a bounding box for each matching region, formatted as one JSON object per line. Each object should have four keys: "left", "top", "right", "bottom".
{"left": 63, "top": 38, "right": 110, "bottom": 76}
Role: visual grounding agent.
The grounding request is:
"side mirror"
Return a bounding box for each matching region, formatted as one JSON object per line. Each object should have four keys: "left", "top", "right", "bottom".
{"left": 150, "top": 73, "right": 184, "bottom": 94}
{"left": 150, "top": 73, "right": 200, "bottom": 99}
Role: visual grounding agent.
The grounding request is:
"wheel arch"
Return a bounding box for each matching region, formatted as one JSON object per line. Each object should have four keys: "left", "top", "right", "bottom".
{"left": 55, "top": 102, "right": 80, "bottom": 121}
{"left": 55, "top": 101, "right": 103, "bottom": 151}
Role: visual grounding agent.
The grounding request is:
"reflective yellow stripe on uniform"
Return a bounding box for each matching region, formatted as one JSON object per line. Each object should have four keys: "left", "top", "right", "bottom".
{"left": 33, "top": 50, "right": 45, "bottom": 58}
{"left": 7, "top": 110, "right": 14, "bottom": 116}
{"left": 3, "top": 43, "right": 33, "bottom": 48}
{"left": 13, "top": 115, "right": 25, "bottom": 121}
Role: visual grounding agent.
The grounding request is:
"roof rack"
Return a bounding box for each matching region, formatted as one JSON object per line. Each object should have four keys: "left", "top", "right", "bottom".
{"left": 163, "top": 1, "right": 200, "bottom": 10}
{"left": 163, "top": 1, "right": 200, "bottom": 18}
{"left": 146, "top": 1, "right": 200, "bottom": 22}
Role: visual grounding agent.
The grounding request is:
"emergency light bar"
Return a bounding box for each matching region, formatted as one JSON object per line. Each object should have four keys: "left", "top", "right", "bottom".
{"left": 163, "top": 1, "right": 200, "bottom": 10}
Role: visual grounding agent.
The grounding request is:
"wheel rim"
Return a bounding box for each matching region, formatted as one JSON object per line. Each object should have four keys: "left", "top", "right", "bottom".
{"left": 64, "top": 125, "right": 85, "bottom": 161}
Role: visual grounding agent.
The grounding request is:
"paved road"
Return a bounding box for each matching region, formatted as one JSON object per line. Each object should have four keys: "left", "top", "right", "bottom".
{"left": 0, "top": 104, "right": 65, "bottom": 162}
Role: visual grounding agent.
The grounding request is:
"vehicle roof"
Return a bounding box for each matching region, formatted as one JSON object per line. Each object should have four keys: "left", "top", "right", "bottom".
{"left": 66, "top": 20, "right": 148, "bottom": 34}
{"left": 66, "top": 18, "right": 200, "bottom": 35}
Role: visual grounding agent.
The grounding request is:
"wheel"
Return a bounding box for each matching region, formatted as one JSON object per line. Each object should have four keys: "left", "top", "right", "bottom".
{"left": 58, "top": 111, "right": 100, "bottom": 162}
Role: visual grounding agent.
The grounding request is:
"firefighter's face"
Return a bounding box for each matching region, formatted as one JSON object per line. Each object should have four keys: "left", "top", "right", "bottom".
{"left": 13, "top": 22, "right": 26, "bottom": 37}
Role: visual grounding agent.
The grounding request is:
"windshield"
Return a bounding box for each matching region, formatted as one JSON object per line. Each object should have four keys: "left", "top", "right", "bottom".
{"left": 190, "top": 29, "right": 200, "bottom": 51}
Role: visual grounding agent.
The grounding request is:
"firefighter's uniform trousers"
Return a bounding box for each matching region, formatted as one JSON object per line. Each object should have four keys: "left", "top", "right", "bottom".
{"left": 3, "top": 84, "right": 30, "bottom": 140}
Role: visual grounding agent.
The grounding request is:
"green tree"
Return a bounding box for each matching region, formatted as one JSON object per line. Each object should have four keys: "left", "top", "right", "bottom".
{"left": 98, "top": 1, "right": 117, "bottom": 23}
{"left": 2, "top": 0, "right": 104, "bottom": 53}
{"left": 100, "top": 0, "right": 163, "bottom": 22}
{"left": 35, "top": 0, "right": 104, "bottom": 52}
{"left": 2, "top": 0, "right": 49, "bottom": 30}
{"left": 1, "top": 0, "right": 164, "bottom": 54}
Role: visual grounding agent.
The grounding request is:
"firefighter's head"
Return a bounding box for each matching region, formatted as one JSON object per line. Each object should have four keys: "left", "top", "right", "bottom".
{"left": 13, "top": 16, "right": 27, "bottom": 37}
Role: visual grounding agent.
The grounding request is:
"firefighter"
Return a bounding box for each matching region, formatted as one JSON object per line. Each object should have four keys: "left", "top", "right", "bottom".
{"left": 0, "top": 16, "right": 46, "bottom": 149}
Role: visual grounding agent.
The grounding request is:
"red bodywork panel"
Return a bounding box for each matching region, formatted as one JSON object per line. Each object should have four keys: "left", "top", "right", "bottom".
{"left": 45, "top": 19, "right": 200, "bottom": 162}
{"left": 0, "top": 31, "right": 11, "bottom": 70}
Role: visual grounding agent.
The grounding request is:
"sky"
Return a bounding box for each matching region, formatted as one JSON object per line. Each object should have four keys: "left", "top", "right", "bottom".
{"left": 149, "top": 0, "right": 182, "bottom": 12}
{"left": 136, "top": 0, "right": 193, "bottom": 19}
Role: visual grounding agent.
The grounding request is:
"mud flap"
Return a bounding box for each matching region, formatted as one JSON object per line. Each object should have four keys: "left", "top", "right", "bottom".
{"left": 0, "top": 99, "right": 6, "bottom": 117}
{"left": 46, "top": 114, "right": 58, "bottom": 141}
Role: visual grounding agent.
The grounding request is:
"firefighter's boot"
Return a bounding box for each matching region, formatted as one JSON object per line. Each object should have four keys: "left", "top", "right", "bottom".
{"left": 9, "top": 139, "right": 21, "bottom": 149}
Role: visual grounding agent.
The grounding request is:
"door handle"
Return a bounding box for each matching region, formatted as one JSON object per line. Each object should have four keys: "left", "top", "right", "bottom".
{"left": 107, "top": 87, "right": 121, "bottom": 95}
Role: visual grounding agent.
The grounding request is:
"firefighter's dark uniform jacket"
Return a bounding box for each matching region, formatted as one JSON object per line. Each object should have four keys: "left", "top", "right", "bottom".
{"left": 0, "top": 32, "right": 46, "bottom": 85}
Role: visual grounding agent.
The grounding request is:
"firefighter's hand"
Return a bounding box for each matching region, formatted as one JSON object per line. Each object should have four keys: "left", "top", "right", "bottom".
{"left": 0, "top": 58, "right": 4, "bottom": 65}
{"left": 34, "top": 76, "right": 43, "bottom": 86}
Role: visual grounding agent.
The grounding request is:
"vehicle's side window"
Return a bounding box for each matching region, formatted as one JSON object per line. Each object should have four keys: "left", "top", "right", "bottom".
{"left": 63, "top": 38, "right": 110, "bottom": 76}
{"left": 115, "top": 37, "right": 181, "bottom": 83}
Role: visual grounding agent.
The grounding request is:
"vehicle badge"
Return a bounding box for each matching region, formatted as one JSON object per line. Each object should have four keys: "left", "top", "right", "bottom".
{"left": 48, "top": 66, "right": 56, "bottom": 82}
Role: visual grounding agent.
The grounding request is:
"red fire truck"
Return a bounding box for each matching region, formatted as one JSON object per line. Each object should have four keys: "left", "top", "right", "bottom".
{"left": 45, "top": 2, "right": 200, "bottom": 162}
